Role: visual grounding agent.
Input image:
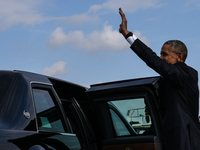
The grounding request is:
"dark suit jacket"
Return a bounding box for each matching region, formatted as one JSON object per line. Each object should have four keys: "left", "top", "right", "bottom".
{"left": 130, "top": 39, "right": 200, "bottom": 150}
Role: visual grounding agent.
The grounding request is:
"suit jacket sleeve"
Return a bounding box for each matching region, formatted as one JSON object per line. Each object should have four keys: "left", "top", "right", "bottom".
{"left": 130, "top": 39, "right": 189, "bottom": 86}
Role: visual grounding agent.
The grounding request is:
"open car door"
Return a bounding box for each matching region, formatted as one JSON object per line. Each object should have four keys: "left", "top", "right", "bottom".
{"left": 86, "top": 76, "right": 164, "bottom": 150}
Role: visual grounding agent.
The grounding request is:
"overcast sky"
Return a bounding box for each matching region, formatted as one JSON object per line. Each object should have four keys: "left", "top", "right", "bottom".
{"left": 0, "top": 0, "right": 199, "bottom": 92}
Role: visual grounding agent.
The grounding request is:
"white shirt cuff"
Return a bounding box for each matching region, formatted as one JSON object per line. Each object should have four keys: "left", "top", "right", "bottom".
{"left": 127, "top": 34, "right": 138, "bottom": 45}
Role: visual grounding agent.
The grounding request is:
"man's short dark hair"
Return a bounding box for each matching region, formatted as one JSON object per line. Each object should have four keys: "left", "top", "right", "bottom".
{"left": 164, "top": 40, "right": 188, "bottom": 62}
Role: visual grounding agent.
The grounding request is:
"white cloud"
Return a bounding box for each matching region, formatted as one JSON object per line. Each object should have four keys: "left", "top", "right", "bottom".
{"left": 41, "top": 61, "right": 69, "bottom": 77}
{"left": 48, "top": 23, "right": 150, "bottom": 51}
{"left": 0, "top": 0, "right": 48, "bottom": 30}
{"left": 0, "top": 0, "right": 163, "bottom": 30}
{"left": 56, "top": 0, "right": 163, "bottom": 25}
{"left": 88, "top": 0, "right": 163, "bottom": 13}
{"left": 48, "top": 27, "right": 68, "bottom": 49}
{"left": 0, "top": 0, "right": 99, "bottom": 30}
{"left": 48, "top": 23, "right": 128, "bottom": 51}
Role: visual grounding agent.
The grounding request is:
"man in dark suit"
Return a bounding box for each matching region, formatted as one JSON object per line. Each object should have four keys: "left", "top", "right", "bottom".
{"left": 119, "top": 8, "right": 200, "bottom": 150}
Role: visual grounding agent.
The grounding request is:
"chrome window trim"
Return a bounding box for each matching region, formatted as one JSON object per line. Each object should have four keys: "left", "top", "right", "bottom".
{"left": 30, "top": 81, "right": 52, "bottom": 86}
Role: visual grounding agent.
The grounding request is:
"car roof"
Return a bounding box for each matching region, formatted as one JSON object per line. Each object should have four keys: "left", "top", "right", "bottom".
{"left": 87, "top": 76, "right": 160, "bottom": 93}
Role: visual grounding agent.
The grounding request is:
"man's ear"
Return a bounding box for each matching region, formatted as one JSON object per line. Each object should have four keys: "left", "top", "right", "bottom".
{"left": 177, "top": 53, "right": 184, "bottom": 62}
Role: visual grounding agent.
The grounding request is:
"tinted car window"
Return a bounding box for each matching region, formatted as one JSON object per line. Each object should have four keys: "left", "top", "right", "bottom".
{"left": 110, "top": 109, "right": 131, "bottom": 136}
{"left": 33, "top": 89, "right": 65, "bottom": 132}
{"left": 108, "top": 98, "right": 153, "bottom": 135}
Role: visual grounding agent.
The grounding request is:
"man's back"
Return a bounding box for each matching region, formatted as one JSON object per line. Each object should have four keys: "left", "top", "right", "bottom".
{"left": 160, "top": 62, "right": 199, "bottom": 121}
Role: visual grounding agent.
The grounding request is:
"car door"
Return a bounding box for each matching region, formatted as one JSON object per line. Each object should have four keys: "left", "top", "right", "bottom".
{"left": 87, "top": 77, "right": 164, "bottom": 150}
{"left": 31, "top": 83, "right": 82, "bottom": 150}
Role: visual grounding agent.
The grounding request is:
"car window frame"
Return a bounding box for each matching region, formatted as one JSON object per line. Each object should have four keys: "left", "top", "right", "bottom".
{"left": 92, "top": 87, "right": 162, "bottom": 139}
{"left": 31, "top": 82, "right": 72, "bottom": 133}
{"left": 91, "top": 86, "right": 164, "bottom": 150}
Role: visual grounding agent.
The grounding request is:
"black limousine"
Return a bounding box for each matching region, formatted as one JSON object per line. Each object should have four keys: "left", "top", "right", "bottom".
{"left": 0, "top": 70, "right": 163, "bottom": 150}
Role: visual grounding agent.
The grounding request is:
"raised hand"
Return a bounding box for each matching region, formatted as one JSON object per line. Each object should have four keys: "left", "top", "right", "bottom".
{"left": 119, "top": 8, "right": 129, "bottom": 37}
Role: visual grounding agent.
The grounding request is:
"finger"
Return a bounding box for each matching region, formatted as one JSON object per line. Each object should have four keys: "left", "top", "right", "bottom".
{"left": 119, "top": 8, "right": 123, "bottom": 18}
{"left": 119, "top": 8, "right": 126, "bottom": 21}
